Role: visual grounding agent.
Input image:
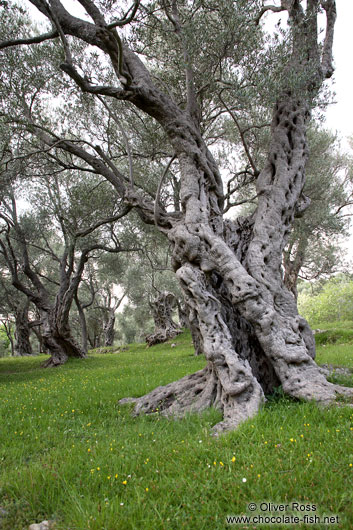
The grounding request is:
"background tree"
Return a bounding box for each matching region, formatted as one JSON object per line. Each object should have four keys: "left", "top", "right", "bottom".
{"left": 0, "top": 162, "right": 135, "bottom": 365}
{"left": 298, "top": 274, "right": 353, "bottom": 325}
{"left": 0, "top": 283, "right": 33, "bottom": 355}
{"left": 283, "top": 127, "right": 353, "bottom": 297}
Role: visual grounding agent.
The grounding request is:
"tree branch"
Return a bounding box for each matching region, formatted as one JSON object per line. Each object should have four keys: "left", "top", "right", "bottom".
{"left": 60, "top": 62, "right": 129, "bottom": 99}
{"left": 154, "top": 155, "right": 176, "bottom": 227}
{"left": 255, "top": 4, "right": 286, "bottom": 25}
{"left": 219, "top": 93, "right": 259, "bottom": 176}
{"left": 107, "top": 1, "right": 140, "bottom": 28}
{"left": 75, "top": 205, "right": 132, "bottom": 238}
{"left": 96, "top": 96, "right": 135, "bottom": 187}
{"left": 320, "top": 0, "right": 337, "bottom": 78}
{"left": 0, "top": 29, "right": 59, "bottom": 50}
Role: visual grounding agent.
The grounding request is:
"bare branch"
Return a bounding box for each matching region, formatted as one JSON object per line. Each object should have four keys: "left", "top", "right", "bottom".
{"left": 223, "top": 195, "right": 258, "bottom": 214}
{"left": 219, "top": 93, "right": 259, "bottom": 176}
{"left": 320, "top": 0, "right": 337, "bottom": 78}
{"left": 97, "top": 96, "right": 135, "bottom": 187}
{"left": 0, "top": 29, "right": 59, "bottom": 50}
{"left": 60, "top": 62, "right": 129, "bottom": 99}
{"left": 154, "top": 155, "right": 176, "bottom": 227}
{"left": 75, "top": 205, "right": 132, "bottom": 238}
{"left": 107, "top": 1, "right": 141, "bottom": 29}
{"left": 255, "top": 4, "right": 286, "bottom": 25}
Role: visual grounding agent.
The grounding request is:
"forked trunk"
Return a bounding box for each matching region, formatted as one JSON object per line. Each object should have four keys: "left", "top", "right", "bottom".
{"left": 11, "top": 0, "right": 349, "bottom": 432}
{"left": 121, "top": 95, "right": 353, "bottom": 434}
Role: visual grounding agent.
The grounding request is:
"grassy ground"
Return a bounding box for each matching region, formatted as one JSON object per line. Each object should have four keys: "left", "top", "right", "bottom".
{"left": 0, "top": 329, "right": 352, "bottom": 530}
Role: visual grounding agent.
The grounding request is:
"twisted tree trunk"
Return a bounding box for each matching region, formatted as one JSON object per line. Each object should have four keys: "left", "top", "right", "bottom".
{"left": 8, "top": 0, "right": 352, "bottom": 432}
{"left": 118, "top": 1, "right": 353, "bottom": 435}
{"left": 41, "top": 302, "right": 86, "bottom": 367}
{"left": 123, "top": 94, "right": 353, "bottom": 433}
{"left": 146, "top": 292, "right": 181, "bottom": 347}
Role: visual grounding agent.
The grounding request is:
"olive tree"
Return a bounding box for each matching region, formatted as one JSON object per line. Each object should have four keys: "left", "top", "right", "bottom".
{"left": 2, "top": 0, "right": 352, "bottom": 433}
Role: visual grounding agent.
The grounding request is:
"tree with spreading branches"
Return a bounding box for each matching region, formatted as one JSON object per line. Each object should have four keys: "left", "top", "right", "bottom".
{"left": 0, "top": 167, "right": 137, "bottom": 366}
{"left": 1, "top": 0, "right": 352, "bottom": 433}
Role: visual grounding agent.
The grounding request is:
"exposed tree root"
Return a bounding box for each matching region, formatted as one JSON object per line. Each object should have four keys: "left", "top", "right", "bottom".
{"left": 41, "top": 354, "right": 69, "bottom": 368}
{"left": 319, "top": 364, "right": 353, "bottom": 378}
{"left": 41, "top": 334, "right": 86, "bottom": 367}
{"left": 119, "top": 362, "right": 265, "bottom": 434}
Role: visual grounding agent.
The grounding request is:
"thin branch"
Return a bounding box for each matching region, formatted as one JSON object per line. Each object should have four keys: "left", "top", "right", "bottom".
{"left": 75, "top": 205, "right": 132, "bottom": 238}
{"left": 0, "top": 29, "right": 59, "bottom": 50}
{"left": 154, "top": 155, "right": 176, "bottom": 226}
{"left": 97, "top": 96, "right": 134, "bottom": 187}
{"left": 219, "top": 93, "right": 259, "bottom": 176}
{"left": 107, "top": 1, "right": 141, "bottom": 28}
{"left": 60, "top": 63, "right": 129, "bottom": 99}
{"left": 223, "top": 194, "right": 258, "bottom": 214}
{"left": 255, "top": 4, "right": 286, "bottom": 25}
{"left": 45, "top": 2, "right": 73, "bottom": 64}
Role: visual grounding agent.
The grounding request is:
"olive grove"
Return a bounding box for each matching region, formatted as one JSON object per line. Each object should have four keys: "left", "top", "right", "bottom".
{"left": 1, "top": 0, "right": 353, "bottom": 433}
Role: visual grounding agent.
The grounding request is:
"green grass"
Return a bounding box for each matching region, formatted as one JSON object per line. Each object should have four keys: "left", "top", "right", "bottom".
{"left": 0, "top": 330, "right": 352, "bottom": 529}
{"left": 313, "top": 321, "right": 353, "bottom": 369}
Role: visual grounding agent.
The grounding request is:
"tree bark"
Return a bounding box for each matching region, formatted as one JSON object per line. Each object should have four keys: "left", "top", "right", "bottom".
{"left": 41, "top": 304, "right": 86, "bottom": 367}
{"left": 145, "top": 292, "right": 181, "bottom": 346}
{"left": 104, "top": 309, "right": 116, "bottom": 347}
{"left": 14, "top": 300, "right": 33, "bottom": 356}
{"left": 75, "top": 294, "right": 89, "bottom": 354}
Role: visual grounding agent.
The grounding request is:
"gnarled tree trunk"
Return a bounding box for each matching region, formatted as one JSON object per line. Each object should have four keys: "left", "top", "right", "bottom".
{"left": 146, "top": 291, "right": 181, "bottom": 346}
{"left": 124, "top": 93, "right": 353, "bottom": 433}
{"left": 8, "top": 0, "right": 352, "bottom": 432}
{"left": 42, "top": 308, "right": 86, "bottom": 367}
{"left": 120, "top": 2, "right": 353, "bottom": 433}
{"left": 41, "top": 303, "right": 86, "bottom": 367}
